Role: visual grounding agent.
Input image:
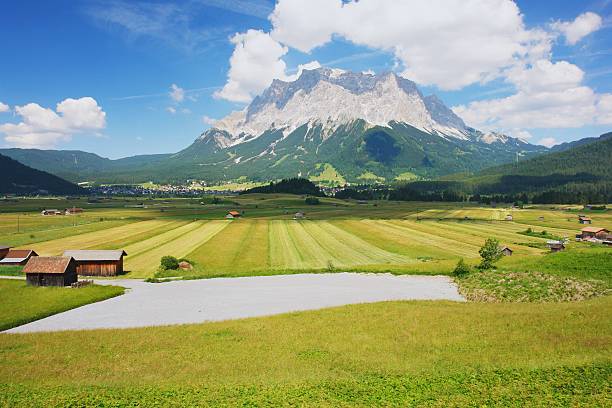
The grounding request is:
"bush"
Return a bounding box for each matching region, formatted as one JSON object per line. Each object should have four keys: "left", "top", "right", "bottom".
{"left": 478, "top": 238, "right": 503, "bottom": 270}
{"left": 160, "top": 256, "right": 179, "bottom": 270}
{"left": 452, "top": 258, "right": 471, "bottom": 277}
{"left": 305, "top": 197, "right": 320, "bottom": 205}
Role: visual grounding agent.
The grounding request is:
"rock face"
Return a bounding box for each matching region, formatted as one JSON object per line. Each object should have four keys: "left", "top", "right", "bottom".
{"left": 174, "top": 68, "right": 545, "bottom": 184}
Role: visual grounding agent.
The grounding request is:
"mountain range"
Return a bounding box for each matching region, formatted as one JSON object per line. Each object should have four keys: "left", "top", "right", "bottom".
{"left": 0, "top": 153, "right": 82, "bottom": 195}
{"left": 2, "top": 68, "right": 549, "bottom": 185}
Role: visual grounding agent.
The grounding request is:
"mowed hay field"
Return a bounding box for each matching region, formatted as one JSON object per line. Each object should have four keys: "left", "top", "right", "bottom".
{"left": 2, "top": 202, "right": 610, "bottom": 278}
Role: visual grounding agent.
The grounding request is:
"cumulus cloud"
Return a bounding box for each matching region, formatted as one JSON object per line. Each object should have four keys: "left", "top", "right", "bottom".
{"left": 596, "top": 94, "right": 612, "bottom": 125}
{"left": 214, "top": 30, "right": 291, "bottom": 103}
{"left": 202, "top": 115, "right": 217, "bottom": 125}
{"left": 537, "top": 137, "right": 558, "bottom": 148}
{"left": 452, "top": 59, "right": 612, "bottom": 131}
{"left": 0, "top": 102, "right": 9, "bottom": 113}
{"left": 551, "top": 12, "right": 602, "bottom": 45}
{"left": 270, "top": 0, "right": 551, "bottom": 90}
{"left": 285, "top": 60, "right": 321, "bottom": 81}
{"left": 166, "top": 106, "right": 177, "bottom": 114}
{"left": 169, "top": 84, "right": 185, "bottom": 102}
{"left": 0, "top": 97, "right": 106, "bottom": 148}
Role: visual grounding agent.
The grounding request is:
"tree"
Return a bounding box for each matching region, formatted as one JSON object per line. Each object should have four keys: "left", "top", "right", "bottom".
{"left": 160, "top": 255, "right": 179, "bottom": 270}
{"left": 478, "top": 238, "right": 502, "bottom": 269}
{"left": 452, "top": 258, "right": 471, "bottom": 277}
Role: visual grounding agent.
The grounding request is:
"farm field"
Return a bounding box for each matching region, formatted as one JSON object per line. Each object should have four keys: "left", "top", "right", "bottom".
{"left": 1, "top": 197, "right": 610, "bottom": 278}
{"left": 0, "top": 296, "right": 609, "bottom": 406}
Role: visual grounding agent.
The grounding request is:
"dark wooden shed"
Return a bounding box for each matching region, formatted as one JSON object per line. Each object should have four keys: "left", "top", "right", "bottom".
{"left": 0, "top": 245, "right": 9, "bottom": 260}
{"left": 0, "top": 249, "right": 38, "bottom": 266}
{"left": 63, "top": 250, "right": 127, "bottom": 276}
{"left": 23, "top": 256, "right": 77, "bottom": 287}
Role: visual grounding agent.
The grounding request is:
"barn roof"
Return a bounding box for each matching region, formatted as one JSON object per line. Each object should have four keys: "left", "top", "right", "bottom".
{"left": 63, "top": 250, "right": 127, "bottom": 261}
{"left": 227, "top": 210, "right": 240, "bottom": 216}
{"left": 0, "top": 249, "right": 37, "bottom": 263}
{"left": 23, "top": 257, "right": 73, "bottom": 274}
{"left": 0, "top": 245, "right": 9, "bottom": 250}
{"left": 581, "top": 227, "right": 608, "bottom": 233}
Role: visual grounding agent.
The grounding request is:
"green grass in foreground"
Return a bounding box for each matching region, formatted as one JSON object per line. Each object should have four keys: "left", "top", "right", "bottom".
{"left": 0, "top": 265, "right": 23, "bottom": 276}
{"left": 1, "top": 364, "right": 608, "bottom": 407}
{"left": 0, "top": 280, "right": 124, "bottom": 331}
{"left": 0, "top": 298, "right": 610, "bottom": 406}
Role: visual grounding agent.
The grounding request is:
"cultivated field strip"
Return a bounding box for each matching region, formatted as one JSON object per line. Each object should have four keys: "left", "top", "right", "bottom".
{"left": 361, "top": 220, "right": 479, "bottom": 258}
{"left": 122, "top": 221, "right": 203, "bottom": 258}
{"left": 126, "top": 221, "right": 230, "bottom": 276}
{"left": 186, "top": 220, "right": 270, "bottom": 273}
{"left": 30, "top": 220, "right": 179, "bottom": 256}
{"left": 269, "top": 221, "right": 303, "bottom": 269}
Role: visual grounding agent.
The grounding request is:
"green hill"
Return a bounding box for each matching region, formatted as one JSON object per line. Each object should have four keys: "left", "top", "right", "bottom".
{"left": 0, "top": 153, "right": 83, "bottom": 195}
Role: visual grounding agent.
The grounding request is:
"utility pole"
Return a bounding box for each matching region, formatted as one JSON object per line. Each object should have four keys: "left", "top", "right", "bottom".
{"left": 17, "top": 214, "right": 19, "bottom": 233}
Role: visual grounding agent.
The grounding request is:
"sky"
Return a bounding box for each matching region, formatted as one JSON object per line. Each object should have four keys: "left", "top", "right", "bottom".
{"left": 0, "top": 0, "right": 611, "bottom": 158}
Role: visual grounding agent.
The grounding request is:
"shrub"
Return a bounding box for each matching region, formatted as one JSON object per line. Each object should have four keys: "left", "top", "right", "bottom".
{"left": 478, "top": 238, "right": 503, "bottom": 270}
{"left": 327, "top": 260, "right": 336, "bottom": 272}
{"left": 526, "top": 227, "right": 532, "bottom": 234}
{"left": 452, "top": 258, "right": 471, "bottom": 277}
{"left": 305, "top": 197, "right": 320, "bottom": 205}
{"left": 160, "top": 256, "right": 179, "bottom": 270}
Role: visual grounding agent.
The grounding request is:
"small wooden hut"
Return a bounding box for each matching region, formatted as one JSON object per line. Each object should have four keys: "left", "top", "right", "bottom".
{"left": 63, "top": 250, "right": 127, "bottom": 276}
{"left": 0, "top": 245, "right": 9, "bottom": 260}
{"left": 501, "top": 247, "right": 513, "bottom": 256}
{"left": 23, "top": 257, "right": 77, "bottom": 287}
{"left": 226, "top": 210, "right": 241, "bottom": 219}
{"left": 0, "top": 249, "right": 38, "bottom": 266}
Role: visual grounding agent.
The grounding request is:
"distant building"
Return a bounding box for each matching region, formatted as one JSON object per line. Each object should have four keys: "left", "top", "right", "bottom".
{"left": 505, "top": 214, "right": 513, "bottom": 221}
{"left": 578, "top": 216, "right": 592, "bottom": 224}
{"left": 580, "top": 227, "right": 609, "bottom": 240}
{"left": 23, "top": 256, "right": 77, "bottom": 287}
{"left": 293, "top": 212, "right": 305, "bottom": 220}
{"left": 41, "top": 209, "right": 63, "bottom": 216}
{"left": 65, "top": 207, "right": 84, "bottom": 215}
{"left": 0, "top": 249, "right": 38, "bottom": 266}
{"left": 63, "top": 250, "right": 127, "bottom": 276}
{"left": 501, "top": 247, "right": 513, "bottom": 256}
{"left": 226, "top": 210, "right": 241, "bottom": 219}
{"left": 546, "top": 241, "right": 565, "bottom": 252}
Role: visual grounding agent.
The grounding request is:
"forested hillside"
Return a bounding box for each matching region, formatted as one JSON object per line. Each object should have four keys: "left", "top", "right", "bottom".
{"left": 0, "top": 154, "right": 83, "bottom": 194}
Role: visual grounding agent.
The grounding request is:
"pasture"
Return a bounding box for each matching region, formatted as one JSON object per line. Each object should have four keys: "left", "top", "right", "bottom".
{"left": 1, "top": 196, "right": 610, "bottom": 278}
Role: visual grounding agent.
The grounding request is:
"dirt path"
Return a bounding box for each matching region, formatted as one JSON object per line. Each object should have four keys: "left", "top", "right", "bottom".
{"left": 6, "top": 273, "right": 464, "bottom": 333}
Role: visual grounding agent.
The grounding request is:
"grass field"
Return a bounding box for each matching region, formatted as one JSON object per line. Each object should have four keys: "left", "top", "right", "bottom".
{"left": 1, "top": 197, "right": 610, "bottom": 279}
{"left": 0, "top": 279, "right": 124, "bottom": 331}
{"left": 0, "top": 297, "right": 609, "bottom": 406}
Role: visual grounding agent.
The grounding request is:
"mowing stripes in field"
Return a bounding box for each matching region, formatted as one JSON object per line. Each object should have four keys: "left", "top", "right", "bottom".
{"left": 125, "top": 221, "right": 229, "bottom": 277}
{"left": 269, "top": 221, "right": 303, "bottom": 269}
{"left": 122, "top": 221, "right": 203, "bottom": 258}
{"left": 362, "top": 220, "right": 478, "bottom": 258}
{"left": 30, "top": 220, "right": 180, "bottom": 256}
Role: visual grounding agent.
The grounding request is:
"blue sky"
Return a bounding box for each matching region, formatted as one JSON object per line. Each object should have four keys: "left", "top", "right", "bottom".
{"left": 0, "top": 0, "right": 611, "bottom": 158}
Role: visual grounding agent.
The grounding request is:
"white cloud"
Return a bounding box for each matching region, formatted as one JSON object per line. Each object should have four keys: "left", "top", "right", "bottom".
{"left": 270, "top": 0, "right": 551, "bottom": 90}
{"left": 0, "top": 102, "right": 9, "bottom": 113}
{"left": 202, "top": 115, "right": 217, "bottom": 125}
{"left": 166, "top": 106, "right": 177, "bottom": 114}
{"left": 551, "top": 12, "right": 602, "bottom": 45}
{"left": 453, "top": 59, "right": 605, "bottom": 131}
{"left": 169, "top": 84, "right": 185, "bottom": 102}
{"left": 0, "top": 97, "right": 106, "bottom": 148}
{"left": 537, "top": 137, "right": 558, "bottom": 148}
{"left": 215, "top": 30, "right": 291, "bottom": 103}
{"left": 362, "top": 69, "right": 375, "bottom": 75}
{"left": 596, "top": 94, "right": 612, "bottom": 125}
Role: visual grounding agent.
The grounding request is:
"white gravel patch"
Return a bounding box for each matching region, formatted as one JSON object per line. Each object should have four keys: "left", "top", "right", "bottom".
{"left": 6, "top": 273, "right": 464, "bottom": 333}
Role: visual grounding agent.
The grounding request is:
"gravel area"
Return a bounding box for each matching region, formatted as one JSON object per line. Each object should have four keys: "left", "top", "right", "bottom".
{"left": 6, "top": 273, "right": 464, "bottom": 333}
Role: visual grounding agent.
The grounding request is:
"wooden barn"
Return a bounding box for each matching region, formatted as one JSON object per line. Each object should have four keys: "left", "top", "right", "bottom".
{"left": 226, "top": 210, "right": 241, "bottom": 219}
{"left": 501, "top": 247, "right": 513, "bottom": 256}
{"left": 0, "top": 249, "right": 38, "bottom": 266}
{"left": 0, "top": 245, "right": 9, "bottom": 260}
{"left": 65, "top": 207, "right": 84, "bottom": 215}
{"left": 23, "top": 256, "right": 77, "bottom": 287}
{"left": 578, "top": 216, "right": 592, "bottom": 224}
{"left": 546, "top": 241, "right": 566, "bottom": 253}
{"left": 41, "top": 209, "right": 63, "bottom": 216}
{"left": 63, "top": 250, "right": 127, "bottom": 276}
{"left": 580, "top": 227, "right": 609, "bottom": 239}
